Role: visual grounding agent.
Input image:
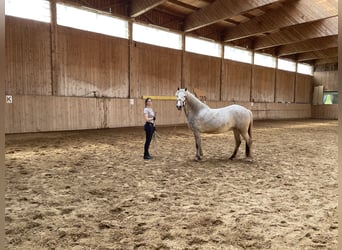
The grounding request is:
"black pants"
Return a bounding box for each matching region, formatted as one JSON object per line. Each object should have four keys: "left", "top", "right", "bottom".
{"left": 144, "top": 122, "right": 155, "bottom": 156}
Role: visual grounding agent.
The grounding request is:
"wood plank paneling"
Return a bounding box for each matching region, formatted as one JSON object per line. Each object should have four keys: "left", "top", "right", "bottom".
{"left": 312, "top": 104, "right": 337, "bottom": 119}
{"left": 275, "top": 70, "right": 295, "bottom": 103}
{"left": 130, "top": 42, "right": 182, "bottom": 98}
{"left": 221, "top": 60, "right": 251, "bottom": 102}
{"left": 57, "top": 26, "right": 129, "bottom": 97}
{"left": 5, "top": 95, "right": 312, "bottom": 133}
{"left": 295, "top": 73, "right": 312, "bottom": 103}
{"left": 5, "top": 16, "right": 52, "bottom": 95}
{"left": 5, "top": 95, "right": 100, "bottom": 133}
{"left": 4, "top": 95, "right": 186, "bottom": 133}
{"left": 251, "top": 65, "right": 275, "bottom": 102}
{"left": 183, "top": 52, "right": 221, "bottom": 101}
{"left": 251, "top": 103, "right": 311, "bottom": 120}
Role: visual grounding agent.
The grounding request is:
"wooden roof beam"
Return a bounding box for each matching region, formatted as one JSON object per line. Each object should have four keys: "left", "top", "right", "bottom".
{"left": 296, "top": 47, "right": 337, "bottom": 61}
{"left": 223, "top": 0, "right": 337, "bottom": 42}
{"left": 254, "top": 16, "right": 338, "bottom": 49}
{"left": 130, "top": 0, "right": 168, "bottom": 17}
{"left": 278, "top": 35, "right": 338, "bottom": 56}
{"left": 168, "top": 0, "right": 199, "bottom": 11}
{"left": 314, "top": 57, "right": 338, "bottom": 65}
{"left": 184, "top": 0, "right": 282, "bottom": 32}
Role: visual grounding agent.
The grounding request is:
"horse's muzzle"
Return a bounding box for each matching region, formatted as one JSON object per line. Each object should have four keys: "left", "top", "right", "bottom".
{"left": 176, "top": 105, "right": 182, "bottom": 111}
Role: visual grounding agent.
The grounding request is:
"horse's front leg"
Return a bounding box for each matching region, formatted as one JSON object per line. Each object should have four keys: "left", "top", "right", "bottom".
{"left": 193, "top": 131, "right": 202, "bottom": 160}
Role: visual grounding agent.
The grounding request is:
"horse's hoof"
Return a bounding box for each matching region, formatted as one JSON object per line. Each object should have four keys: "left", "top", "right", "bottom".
{"left": 245, "top": 157, "right": 253, "bottom": 163}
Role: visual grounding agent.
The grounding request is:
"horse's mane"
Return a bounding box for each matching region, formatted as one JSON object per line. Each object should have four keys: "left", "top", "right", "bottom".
{"left": 185, "top": 90, "right": 209, "bottom": 111}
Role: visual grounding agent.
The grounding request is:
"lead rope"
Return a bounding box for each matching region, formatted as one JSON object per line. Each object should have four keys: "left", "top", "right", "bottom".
{"left": 152, "top": 112, "right": 159, "bottom": 149}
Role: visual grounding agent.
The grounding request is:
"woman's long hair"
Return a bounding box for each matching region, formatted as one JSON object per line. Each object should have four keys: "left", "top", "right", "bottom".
{"left": 145, "top": 97, "right": 152, "bottom": 107}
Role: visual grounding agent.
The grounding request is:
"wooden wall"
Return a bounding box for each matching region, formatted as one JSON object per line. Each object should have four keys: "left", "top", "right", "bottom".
{"left": 5, "top": 95, "right": 311, "bottom": 133}
{"left": 252, "top": 66, "right": 275, "bottom": 102}
{"left": 311, "top": 63, "right": 338, "bottom": 119}
{"left": 130, "top": 42, "right": 182, "bottom": 98}
{"left": 5, "top": 17, "right": 52, "bottom": 95}
{"left": 183, "top": 52, "right": 221, "bottom": 101}
{"left": 295, "top": 74, "right": 313, "bottom": 103}
{"left": 311, "top": 104, "right": 338, "bottom": 119}
{"left": 313, "top": 63, "right": 338, "bottom": 91}
{"left": 221, "top": 60, "right": 251, "bottom": 102}
{"left": 57, "top": 27, "right": 129, "bottom": 98}
{"left": 275, "top": 70, "right": 295, "bottom": 103}
{"left": 312, "top": 104, "right": 338, "bottom": 120}
{"left": 5, "top": 16, "right": 316, "bottom": 134}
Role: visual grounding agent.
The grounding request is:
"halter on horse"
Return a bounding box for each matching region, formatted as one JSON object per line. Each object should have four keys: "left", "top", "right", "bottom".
{"left": 176, "top": 88, "right": 253, "bottom": 161}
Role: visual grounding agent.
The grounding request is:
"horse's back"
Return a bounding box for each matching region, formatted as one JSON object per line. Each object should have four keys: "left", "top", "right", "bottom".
{"left": 222, "top": 104, "right": 252, "bottom": 128}
{"left": 225, "top": 104, "right": 250, "bottom": 112}
{"left": 223, "top": 104, "right": 252, "bottom": 117}
{"left": 193, "top": 104, "right": 251, "bottom": 133}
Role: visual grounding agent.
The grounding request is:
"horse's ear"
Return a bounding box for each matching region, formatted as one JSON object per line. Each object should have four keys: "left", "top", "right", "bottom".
{"left": 185, "top": 88, "right": 187, "bottom": 91}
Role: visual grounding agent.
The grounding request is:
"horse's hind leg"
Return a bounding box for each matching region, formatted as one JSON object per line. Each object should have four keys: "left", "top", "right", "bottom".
{"left": 193, "top": 131, "right": 203, "bottom": 160}
{"left": 241, "top": 131, "right": 252, "bottom": 159}
{"left": 229, "top": 128, "right": 241, "bottom": 160}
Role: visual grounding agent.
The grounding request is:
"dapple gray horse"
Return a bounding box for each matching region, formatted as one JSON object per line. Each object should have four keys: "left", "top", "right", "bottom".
{"left": 176, "top": 88, "right": 253, "bottom": 161}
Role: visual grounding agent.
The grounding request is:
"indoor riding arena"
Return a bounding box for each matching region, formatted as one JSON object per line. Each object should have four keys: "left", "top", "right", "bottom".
{"left": 4, "top": 0, "right": 338, "bottom": 249}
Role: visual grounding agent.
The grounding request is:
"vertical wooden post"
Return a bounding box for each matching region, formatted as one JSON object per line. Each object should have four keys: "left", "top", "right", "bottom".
{"left": 0, "top": 3, "right": 5, "bottom": 249}
{"left": 180, "top": 33, "right": 185, "bottom": 88}
{"left": 50, "top": 0, "right": 58, "bottom": 96}
{"left": 274, "top": 58, "right": 278, "bottom": 103}
{"left": 128, "top": 20, "right": 133, "bottom": 98}
{"left": 294, "top": 63, "right": 298, "bottom": 103}
{"left": 250, "top": 53, "right": 254, "bottom": 102}
{"left": 219, "top": 43, "right": 223, "bottom": 101}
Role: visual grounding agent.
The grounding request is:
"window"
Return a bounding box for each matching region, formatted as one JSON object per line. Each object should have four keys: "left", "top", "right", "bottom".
{"left": 254, "top": 52, "right": 276, "bottom": 68}
{"left": 185, "top": 36, "right": 222, "bottom": 58}
{"left": 133, "top": 23, "right": 182, "bottom": 50}
{"left": 5, "top": 0, "right": 50, "bottom": 23}
{"left": 297, "top": 63, "right": 313, "bottom": 75}
{"left": 323, "top": 91, "right": 338, "bottom": 104}
{"left": 277, "top": 58, "right": 296, "bottom": 72}
{"left": 224, "top": 45, "right": 252, "bottom": 64}
{"left": 57, "top": 3, "right": 128, "bottom": 39}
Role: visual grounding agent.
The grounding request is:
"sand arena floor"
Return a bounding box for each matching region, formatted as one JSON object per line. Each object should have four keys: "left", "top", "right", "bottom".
{"left": 5, "top": 119, "right": 338, "bottom": 249}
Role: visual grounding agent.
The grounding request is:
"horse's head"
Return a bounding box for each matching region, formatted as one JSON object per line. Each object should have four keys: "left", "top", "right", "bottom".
{"left": 175, "top": 88, "right": 187, "bottom": 110}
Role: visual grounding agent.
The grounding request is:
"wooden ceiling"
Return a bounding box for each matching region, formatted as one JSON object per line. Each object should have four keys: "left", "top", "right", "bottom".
{"left": 64, "top": 0, "right": 338, "bottom": 66}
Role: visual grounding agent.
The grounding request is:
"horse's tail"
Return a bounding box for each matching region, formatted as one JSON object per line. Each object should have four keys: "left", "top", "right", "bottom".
{"left": 248, "top": 111, "right": 253, "bottom": 139}
{"left": 244, "top": 110, "right": 253, "bottom": 158}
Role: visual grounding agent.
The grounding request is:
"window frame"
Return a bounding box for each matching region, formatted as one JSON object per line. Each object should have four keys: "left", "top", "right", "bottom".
{"left": 224, "top": 45, "right": 253, "bottom": 64}
{"left": 185, "top": 35, "right": 222, "bottom": 58}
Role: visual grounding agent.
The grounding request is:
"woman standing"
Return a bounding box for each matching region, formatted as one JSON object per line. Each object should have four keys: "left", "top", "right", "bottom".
{"left": 143, "top": 97, "right": 156, "bottom": 159}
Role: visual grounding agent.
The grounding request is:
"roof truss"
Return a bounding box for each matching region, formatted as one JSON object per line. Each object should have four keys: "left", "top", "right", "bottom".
{"left": 254, "top": 16, "right": 338, "bottom": 50}
{"left": 184, "top": 0, "right": 281, "bottom": 32}
{"left": 223, "top": 0, "right": 337, "bottom": 41}
{"left": 277, "top": 35, "right": 337, "bottom": 56}
{"left": 130, "top": 0, "right": 168, "bottom": 17}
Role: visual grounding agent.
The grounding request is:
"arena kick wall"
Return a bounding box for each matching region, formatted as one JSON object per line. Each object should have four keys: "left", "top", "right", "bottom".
{"left": 4, "top": 16, "right": 327, "bottom": 134}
